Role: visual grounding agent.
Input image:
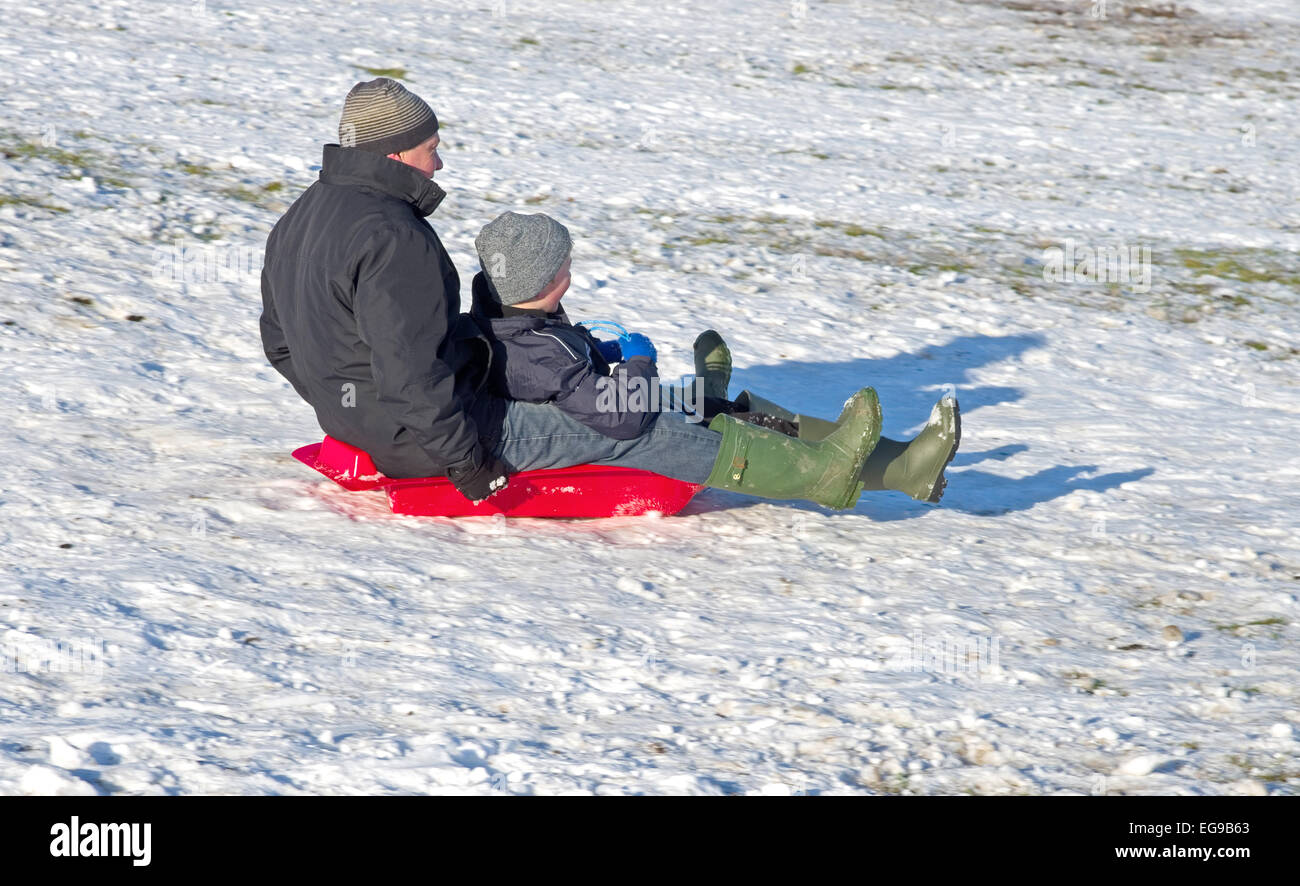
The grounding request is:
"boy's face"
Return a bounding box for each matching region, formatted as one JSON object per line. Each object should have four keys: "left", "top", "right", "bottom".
{"left": 516, "top": 256, "right": 571, "bottom": 312}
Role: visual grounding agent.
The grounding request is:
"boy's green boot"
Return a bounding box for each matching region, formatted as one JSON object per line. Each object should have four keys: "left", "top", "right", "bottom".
{"left": 693, "top": 329, "right": 732, "bottom": 400}
{"left": 798, "top": 396, "right": 961, "bottom": 503}
{"left": 738, "top": 390, "right": 961, "bottom": 504}
{"left": 704, "top": 388, "right": 881, "bottom": 510}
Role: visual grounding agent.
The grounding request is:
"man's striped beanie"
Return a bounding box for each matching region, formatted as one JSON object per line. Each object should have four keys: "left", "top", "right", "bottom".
{"left": 338, "top": 78, "right": 439, "bottom": 155}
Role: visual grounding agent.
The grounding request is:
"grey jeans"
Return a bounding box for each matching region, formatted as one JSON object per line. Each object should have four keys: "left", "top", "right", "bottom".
{"left": 489, "top": 398, "right": 722, "bottom": 484}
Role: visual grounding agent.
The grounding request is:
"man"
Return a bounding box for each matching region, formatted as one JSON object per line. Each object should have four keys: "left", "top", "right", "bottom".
{"left": 260, "top": 78, "right": 509, "bottom": 502}
{"left": 261, "top": 78, "right": 930, "bottom": 512}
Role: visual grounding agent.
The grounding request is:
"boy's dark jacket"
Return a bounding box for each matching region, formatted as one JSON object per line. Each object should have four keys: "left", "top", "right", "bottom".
{"left": 470, "top": 272, "right": 658, "bottom": 440}
{"left": 260, "top": 145, "right": 506, "bottom": 479}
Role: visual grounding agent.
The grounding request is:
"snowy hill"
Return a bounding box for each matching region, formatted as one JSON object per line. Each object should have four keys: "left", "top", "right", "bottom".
{"left": 0, "top": 0, "right": 1297, "bottom": 794}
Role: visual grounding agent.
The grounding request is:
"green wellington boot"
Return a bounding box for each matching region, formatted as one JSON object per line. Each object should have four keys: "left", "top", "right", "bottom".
{"left": 693, "top": 329, "right": 732, "bottom": 400}
{"left": 858, "top": 396, "right": 960, "bottom": 502}
{"left": 704, "top": 388, "right": 881, "bottom": 510}
{"left": 737, "top": 389, "right": 961, "bottom": 503}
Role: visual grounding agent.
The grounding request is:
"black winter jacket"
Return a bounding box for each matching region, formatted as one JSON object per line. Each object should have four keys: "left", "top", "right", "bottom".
{"left": 469, "top": 273, "right": 659, "bottom": 440}
{"left": 260, "top": 145, "right": 506, "bottom": 478}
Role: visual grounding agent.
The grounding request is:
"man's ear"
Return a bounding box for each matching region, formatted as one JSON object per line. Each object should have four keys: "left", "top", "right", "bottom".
{"left": 386, "top": 152, "right": 403, "bottom": 163}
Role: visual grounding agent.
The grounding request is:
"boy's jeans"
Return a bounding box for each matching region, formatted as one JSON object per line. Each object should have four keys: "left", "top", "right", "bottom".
{"left": 489, "top": 398, "right": 722, "bottom": 484}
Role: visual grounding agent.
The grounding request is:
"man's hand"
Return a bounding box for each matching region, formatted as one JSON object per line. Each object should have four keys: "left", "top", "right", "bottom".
{"left": 447, "top": 453, "right": 510, "bottom": 503}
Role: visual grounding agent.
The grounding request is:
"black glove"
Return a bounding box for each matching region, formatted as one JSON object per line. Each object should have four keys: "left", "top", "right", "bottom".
{"left": 447, "top": 451, "right": 510, "bottom": 503}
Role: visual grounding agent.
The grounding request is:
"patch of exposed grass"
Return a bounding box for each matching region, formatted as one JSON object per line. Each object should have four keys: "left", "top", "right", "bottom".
{"left": 700, "top": 212, "right": 792, "bottom": 229}
{"left": 815, "top": 246, "right": 874, "bottom": 262}
{"left": 1215, "top": 617, "right": 1286, "bottom": 631}
{"left": 0, "top": 193, "right": 69, "bottom": 213}
{"left": 0, "top": 137, "right": 135, "bottom": 190}
{"left": 1174, "top": 248, "right": 1300, "bottom": 287}
{"left": 220, "top": 182, "right": 289, "bottom": 207}
{"left": 1231, "top": 67, "right": 1288, "bottom": 82}
{"left": 355, "top": 65, "right": 406, "bottom": 79}
{"left": 2, "top": 141, "right": 95, "bottom": 167}
{"left": 844, "top": 224, "right": 885, "bottom": 239}
{"left": 906, "top": 261, "right": 971, "bottom": 275}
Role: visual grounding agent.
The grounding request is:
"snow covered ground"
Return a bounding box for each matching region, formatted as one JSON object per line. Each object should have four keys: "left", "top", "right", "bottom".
{"left": 1, "top": 0, "right": 1297, "bottom": 795}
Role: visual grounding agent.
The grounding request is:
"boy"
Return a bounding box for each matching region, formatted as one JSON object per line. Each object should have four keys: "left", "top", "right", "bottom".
{"left": 469, "top": 212, "right": 795, "bottom": 438}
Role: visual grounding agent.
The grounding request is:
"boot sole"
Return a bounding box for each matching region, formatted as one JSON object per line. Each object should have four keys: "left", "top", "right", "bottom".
{"left": 924, "top": 397, "right": 961, "bottom": 503}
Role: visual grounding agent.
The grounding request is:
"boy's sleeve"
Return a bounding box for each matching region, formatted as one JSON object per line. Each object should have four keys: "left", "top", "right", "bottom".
{"left": 522, "top": 335, "right": 658, "bottom": 440}
{"left": 571, "top": 324, "right": 614, "bottom": 375}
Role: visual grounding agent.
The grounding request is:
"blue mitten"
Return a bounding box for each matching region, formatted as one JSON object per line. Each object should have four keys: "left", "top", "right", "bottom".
{"left": 593, "top": 338, "right": 622, "bottom": 363}
{"left": 620, "top": 333, "right": 657, "bottom": 362}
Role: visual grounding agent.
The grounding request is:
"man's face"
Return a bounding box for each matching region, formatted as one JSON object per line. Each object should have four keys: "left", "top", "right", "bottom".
{"left": 391, "top": 133, "right": 443, "bottom": 178}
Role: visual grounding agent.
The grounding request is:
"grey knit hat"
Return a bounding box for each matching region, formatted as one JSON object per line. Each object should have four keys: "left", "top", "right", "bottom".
{"left": 338, "top": 78, "right": 439, "bottom": 155}
{"left": 475, "top": 212, "right": 573, "bottom": 306}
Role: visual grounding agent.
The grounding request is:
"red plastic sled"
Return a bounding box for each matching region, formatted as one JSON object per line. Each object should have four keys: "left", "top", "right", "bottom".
{"left": 292, "top": 435, "right": 703, "bottom": 518}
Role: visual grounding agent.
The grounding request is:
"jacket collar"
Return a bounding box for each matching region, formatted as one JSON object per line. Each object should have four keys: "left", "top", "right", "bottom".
{"left": 319, "top": 144, "right": 446, "bottom": 217}
{"left": 471, "top": 272, "right": 568, "bottom": 324}
{"left": 503, "top": 304, "right": 568, "bottom": 321}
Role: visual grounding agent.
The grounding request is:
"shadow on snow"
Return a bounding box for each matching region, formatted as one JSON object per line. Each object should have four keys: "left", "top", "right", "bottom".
{"left": 688, "top": 332, "right": 1154, "bottom": 520}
